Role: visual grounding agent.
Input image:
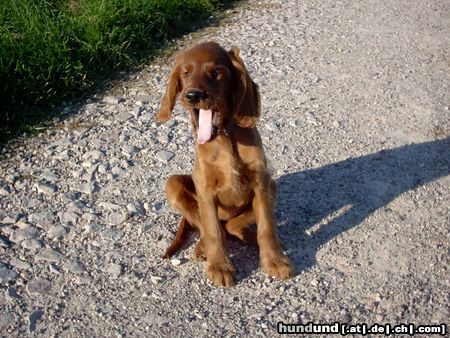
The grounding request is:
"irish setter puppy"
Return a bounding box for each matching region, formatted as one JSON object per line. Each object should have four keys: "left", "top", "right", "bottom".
{"left": 157, "top": 41, "right": 293, "bottom": 287}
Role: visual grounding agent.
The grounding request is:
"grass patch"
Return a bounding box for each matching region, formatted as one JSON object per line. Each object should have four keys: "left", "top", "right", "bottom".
{"left": 0, "top": 0, "right": 236, "bottom": 143}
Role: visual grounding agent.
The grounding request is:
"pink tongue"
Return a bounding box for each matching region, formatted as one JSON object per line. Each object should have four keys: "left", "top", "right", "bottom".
{"left": 197, "top": 109, "right": 213, "bottom": 144}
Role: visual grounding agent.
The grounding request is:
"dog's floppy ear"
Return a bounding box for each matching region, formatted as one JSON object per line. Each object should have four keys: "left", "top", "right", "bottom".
{"left": 229, "top": 47, "right": 261, "bottom": 128}
{"left": 156, "top": 63, "right": 180, "bottom": 123}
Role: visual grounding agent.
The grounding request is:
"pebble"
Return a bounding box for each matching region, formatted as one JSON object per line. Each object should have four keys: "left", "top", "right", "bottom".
{"left": 47, "top": 225, "right": 68, "bottom": 239}
{"left": 0, "top": 237, "right": 10, "bottom": 248}
{"left": 171, "top": 258, "right": 182, "bottom": 266}
{"left": 98, "top": 201, "right": 121, "bottom": 211}
{"left": 9, "top": 258, "right": 32, "bottom": 270}
{"left": 28, "top": 309, "right": 44, "bottom": 333}
{"left": 9, "top": 226, "right": 40, "bottom": 243}
{"left": 0, "top": 214, "right": 19, "bottom": 224}
{"left": 35, "top": 248, "right": 65, "bottom": 263}
{"left": 339, "top": 309, "right": 352, "bottom": 323}
{"left": 62, "top": 260, "right": 85, "bottom": 274}
{"left": 82, "top": 150, "right": 105, "bottom": 161}
{"left": 74, "top": 182, "right": 96, "bottom": 195}
{"left": 101, "top": 228, "right": 123, "bottom": 241}
{"left": 116, "top": 111, "right": 133, "bottom": 122}
{"left": 5, "top": 287, "right": 21, "bottom": 302}
{"left": 0, "top": 264, "right": 19, "bottom": 284}
{"left": 21, "top": 239, "right": 44, "bottom": 250}
{"left": 35, "top": 181, "right": 58, "bottom": 194}
{"left": 59, "top": 211, "right": 79, "bottom": 226}
{"left": 103, "top": 96, "right": 122, "bottom": 105}
{"left": 0, "top": 185, "right": 11, "bottom": 196}
{"left": 107, "top": 263, "right": 123, "bottom": 277}
{"left": 28, "top": 211, "right": 55, "bottom": 225}
{"left": 0, "top": 312, "right": 15, "bottom": 331}
{"left": 126, "top": 202, "right": 146, "bottom": 216}
{"left": 107, "top": 211, "right": 128, "bottom": 226}
{"left": 155, "top": 150, "right": 174, "bottom": 162}
{"left": 122, "top": 145, "right": 139, "bottom": 157}
{"left": 42, "top": 170, "right": 60, "bottom": 182}
{"left": 265, "top": 122, "right": 278, "bottom": 131}
{"left": 26, "top": 278, "right": 52, "bottom": 295}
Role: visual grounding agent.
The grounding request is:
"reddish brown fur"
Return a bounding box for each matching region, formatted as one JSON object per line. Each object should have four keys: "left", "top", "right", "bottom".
{"left": 157, "top": 41, "right": 293, "bottom": 287}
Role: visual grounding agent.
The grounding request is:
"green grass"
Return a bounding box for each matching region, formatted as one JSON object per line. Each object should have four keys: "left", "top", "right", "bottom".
{"left": 0, "top": 0, "right": 235, "bottom": 143}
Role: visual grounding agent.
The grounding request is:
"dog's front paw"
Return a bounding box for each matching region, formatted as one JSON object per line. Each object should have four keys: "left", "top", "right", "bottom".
{"left": 261, "top": 252, "right": 293, "bottom": 280}
{"left": 206, "top": 261, "right": 236, "bottom": 287}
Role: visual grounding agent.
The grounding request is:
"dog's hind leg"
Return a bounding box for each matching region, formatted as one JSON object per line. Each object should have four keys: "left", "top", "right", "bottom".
{"left": 163, "top": 217, "right": 195, "bottom": 259}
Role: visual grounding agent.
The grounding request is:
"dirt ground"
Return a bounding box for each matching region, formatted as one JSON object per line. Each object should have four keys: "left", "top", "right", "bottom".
{"left": 1, "top": 0, "right": 449, "bottom": 336}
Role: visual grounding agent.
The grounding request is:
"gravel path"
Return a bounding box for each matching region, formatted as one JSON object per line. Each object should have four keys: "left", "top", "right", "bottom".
{"left": 1, "top": 0, "right": 449, "bottom": 336}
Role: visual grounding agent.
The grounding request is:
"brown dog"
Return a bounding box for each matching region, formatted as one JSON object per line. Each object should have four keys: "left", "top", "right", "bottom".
{"left": 157, "top": 41, "right": 293, "bottom": 287}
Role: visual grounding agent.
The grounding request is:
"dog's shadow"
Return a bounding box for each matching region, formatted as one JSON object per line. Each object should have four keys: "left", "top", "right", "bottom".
{"left": 276, "top": 137, "right": 449, "bottom": 273}
{"left": 232, "top": 137, "right": 449, "bottom": 281}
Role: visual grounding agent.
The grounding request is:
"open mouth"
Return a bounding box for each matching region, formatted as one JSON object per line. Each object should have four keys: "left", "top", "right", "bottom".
{"left": 193, "top": 108, "right": 217, "bottom": 144}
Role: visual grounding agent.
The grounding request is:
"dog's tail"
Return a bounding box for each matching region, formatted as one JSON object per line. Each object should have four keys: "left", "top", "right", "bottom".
{"left": 162, "top": 217, "right": 195, "bottom": 259}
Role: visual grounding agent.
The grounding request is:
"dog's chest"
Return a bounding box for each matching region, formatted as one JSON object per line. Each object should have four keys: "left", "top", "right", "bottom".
{"left": 196, "top": 137, "right": 252, "bottom": 206}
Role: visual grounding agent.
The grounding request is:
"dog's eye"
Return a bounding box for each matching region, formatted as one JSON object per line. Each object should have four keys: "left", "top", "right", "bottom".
{"left": 211, "top": 69, "right": 221, "bottom": 80}
{"left": 182, "top": 71, "right": 191, "bottom": 77}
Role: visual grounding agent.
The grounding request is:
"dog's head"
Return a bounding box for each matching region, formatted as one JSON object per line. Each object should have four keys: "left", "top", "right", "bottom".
{"left": 156, "top": 42, "right": 260, "bottom": 144}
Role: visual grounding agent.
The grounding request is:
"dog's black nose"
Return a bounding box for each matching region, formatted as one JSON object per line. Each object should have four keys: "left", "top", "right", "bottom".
{"left": 185, "top": 90, "right": 206, "bottom": 104}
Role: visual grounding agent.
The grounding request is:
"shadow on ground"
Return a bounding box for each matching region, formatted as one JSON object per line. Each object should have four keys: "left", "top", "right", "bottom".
{"left": 274, "top": 137, "right": 450, "bottom": 274}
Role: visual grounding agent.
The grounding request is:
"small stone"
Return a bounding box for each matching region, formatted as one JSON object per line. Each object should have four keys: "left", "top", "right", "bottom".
{"left": 9, "top": 226, "right": 40, "bottom": 243}
{"left": 0, "top": 185, "right": 11, "bottom": 196}
{"left": 98, "top": 201, "right": 121, "bottom": 211}
{"left": 155, "top": 150, "right": 174, "bottom": 162}
{"left": 59, "top": 211, "right": 79, "bottom": 226}
{"left": 132, "top": 105, "right": 143, "bottom": 116}
{"left": 28, "top": 309, "right": 44, "bottom": 333}
{"left": 100, "top": 228, "right": 123, "bottom": 241}
{"left": 98, "top": 163, "right": 111, "bottom": 174}
{"left": 82, "top": 150, "right": 105, "bottom": 161}
{"left": 0, "top": 265, "right": 18, "bottom": 284}
{"left": 339, "top": 309, "right": 352, "bottom": 323}
{"left": 288, "top": 118, "right": 299, "bottom": 127}
{"left": 26, "top": 279, "right": 52, "bottom": 295}
{"left": 150, "top": 275, "right": 164, "bottom": 284}
{"left": 0, "top": 237, "right": 10, "bottom": 248}
{"left": 28, "top": 211, "right": 55, "bottom": 225}
{"left": 265, "top": 122, "right": 278, "bottom": 131}
{"left": 67, "top": 201, "right": 88, "bottom": 214}
{"left": 74, "top": 182, "right": 96, "bottom": 195}
{"left": 42, "top": 170, "right": 60, "bottom": 183}
{"left": 74, "top": 276, "right": 91, "bottom": 285}
{"left": 5, "top": 287, "right": 21, "bottom": 302}
{"left": 22, "top": 197, "right": 42, "bottom": 209}
{"left": 157, "top": 132, "right": 169, "bottom": 144}
{"left": 107, "top": 211, "right": 128, "bottom": 226}
{"left": 9, "top": 258, "right": 32, "bottom": 270}
{"left": 107, "top": 263, "right": 123, "bottom": 277}
{"left": 35, "top": 248, "right": 64, "bottom": 263}
{"left": 122, "top": 145, "right": 139, "bottom": 157}
{"left": 171, "top": 259, "right": 182, "bottom": 266}
{"left": 0, "top": 215, "right": 18, "bottom": 224}
{"left": 126, "top": 202, "right": 145, "bottom": 216}
{"left": 62, "top": 261, "right": 85, "bottom": 274}
{"left": 0, "top": 312, "right": 15, "bottom": 331}
{"left": 116, "top": 111, "right": 133, "bottom": 122}
{"left": 49, "top": 264, "right": 61, "bottom": 275}
{"left": 47, "top": 226, "right": 68, "bottom": 239}
{"left": 35, "top": 182, "right": 57, "bottom": 194}
{"left": 21, "top": 239, "right": 44, "bottom": 250}
{"left": 103, "top": 96, "right": 122, "bottom": 105}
